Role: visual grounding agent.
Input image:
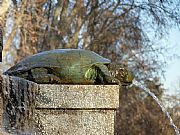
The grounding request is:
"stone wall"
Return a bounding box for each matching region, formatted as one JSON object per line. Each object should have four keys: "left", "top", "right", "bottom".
{"left": 0, "top": 75, "right": 119, "bottom": 135}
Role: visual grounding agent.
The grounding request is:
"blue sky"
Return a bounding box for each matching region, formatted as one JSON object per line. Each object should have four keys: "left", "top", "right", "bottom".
{"left": 162, "top": 28, "right": 180, "bottom": 95}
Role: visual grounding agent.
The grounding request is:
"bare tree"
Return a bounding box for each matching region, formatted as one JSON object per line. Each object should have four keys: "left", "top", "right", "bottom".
{"left": 2, "top": 0, "right": 178, "bottom": 79}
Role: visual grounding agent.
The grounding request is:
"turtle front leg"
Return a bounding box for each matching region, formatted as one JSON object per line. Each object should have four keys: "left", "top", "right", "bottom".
{"left": 84, "top": 65, "right": 121, "bottom": 84}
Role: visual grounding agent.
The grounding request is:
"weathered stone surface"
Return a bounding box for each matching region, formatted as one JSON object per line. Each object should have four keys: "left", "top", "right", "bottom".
{"left": 0, "top": 75, "right": 37, "bottom": 134}
{"left": 34, "top": 85, "right": 119, "bottom": 135}
{"left": 36, "top": 85, "right": 119, "bottom": 109}
{"left": 0, "top": 75, "right": 3, "bottom": 128}
{"left": 0, "top": 75, "right": 120, "bottom": 135}
{"left": 0, "top": 96, "right": 3, "bottom": 129}
{"left": 33, "top": 109, "right": 115, "bottom": 135}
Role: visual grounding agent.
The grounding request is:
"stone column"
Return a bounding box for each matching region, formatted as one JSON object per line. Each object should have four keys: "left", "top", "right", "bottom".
{"left": 0, "top": 75, "right": 119, "bottom": 135}
{"left": 0, "top": 75, "right": 36, "bottom": 134}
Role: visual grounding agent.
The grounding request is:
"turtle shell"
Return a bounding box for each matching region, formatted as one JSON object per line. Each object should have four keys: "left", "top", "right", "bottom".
{"left": 4, "top": 49, "right": 111, "bottom": 77}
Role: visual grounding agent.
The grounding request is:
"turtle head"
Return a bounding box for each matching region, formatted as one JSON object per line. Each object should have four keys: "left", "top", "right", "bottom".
{"left": 109, "top": 64, "right": 134, "bottom": 85}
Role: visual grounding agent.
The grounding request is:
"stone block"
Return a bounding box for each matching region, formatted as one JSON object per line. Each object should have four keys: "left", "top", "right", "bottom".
{"left": 0, "top": 75, "right": 120, "bottom": 134}
{"left": 35, "top": 85, "right": 119, "bottom": 109}
{"left": 33, "top": 110, "right": 115, "bottom": 135}
{"left": 33, "top": 84, "right": 119, "bottom": 135}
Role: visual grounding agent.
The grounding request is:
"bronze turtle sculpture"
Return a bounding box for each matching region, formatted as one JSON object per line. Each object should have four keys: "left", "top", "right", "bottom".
{"left": 4, "top": 49, "right": 134, "bottom": 85}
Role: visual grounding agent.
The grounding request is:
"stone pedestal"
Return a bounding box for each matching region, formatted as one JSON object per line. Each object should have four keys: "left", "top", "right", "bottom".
{"left": 34, "top": 85, "right": 119, "bottom": 135}
{"left": 0, "top": 75, "right": 119, "bottom": 135}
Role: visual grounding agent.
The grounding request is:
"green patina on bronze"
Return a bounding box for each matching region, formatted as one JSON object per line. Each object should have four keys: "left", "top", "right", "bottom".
{"left": 4, "top": 49, "right": 134, "bottom": 85}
